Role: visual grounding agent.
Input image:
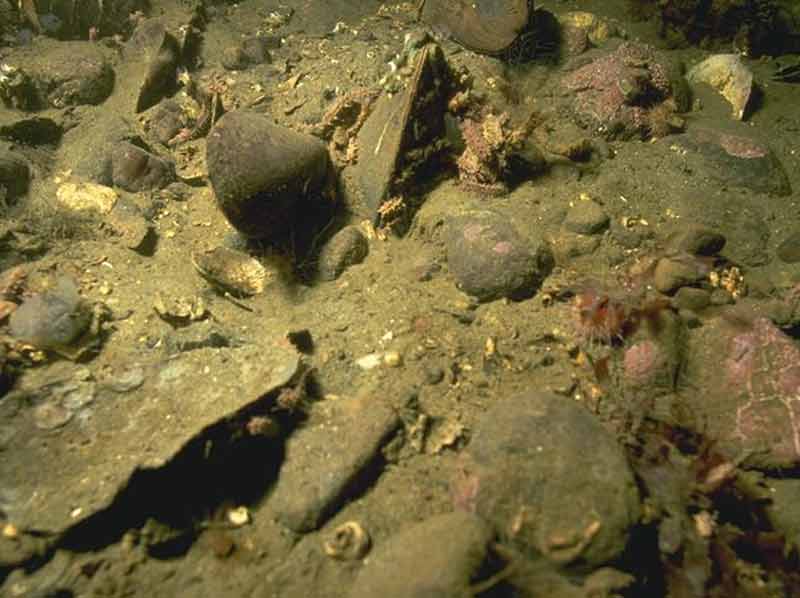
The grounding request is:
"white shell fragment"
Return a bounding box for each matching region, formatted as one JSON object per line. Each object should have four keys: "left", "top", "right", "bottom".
{"left": 323, "top": 521, "right": 371, "bottom": 560}
{"left": 227, "top": 506, "right": 251, "bottom": 527}
{"left": 687, "top": 54, "right": 754, "bottom": 120}
{"left": 192, "top": 247, "right": 270, "bottom": 297}
{"left": 56, "top": 181, "right": 119, "bottom": 214}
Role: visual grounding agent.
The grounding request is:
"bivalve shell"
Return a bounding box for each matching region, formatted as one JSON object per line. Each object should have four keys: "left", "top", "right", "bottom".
{"left": 192, "top": 247, "right": 270, "bottom": 297}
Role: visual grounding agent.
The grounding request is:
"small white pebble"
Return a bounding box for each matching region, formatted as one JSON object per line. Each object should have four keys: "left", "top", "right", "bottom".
{"left": 227, "top": 506, "right": 250, "bottom": 527}
{"left": 356, "top": 353, "right": 383, "bottom": 370}
{"left": 383, "top": 351, "right": 402, "bottom": 367}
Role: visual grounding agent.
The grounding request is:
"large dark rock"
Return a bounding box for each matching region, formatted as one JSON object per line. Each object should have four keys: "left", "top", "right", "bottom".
{"left": 451, "top": 391, "right": 641, "bottom": 568}
{"left": 446, "top": 210, "right": 552, "bottom": 302}
{"left": 206, "top": 110, "right": 330, "bottom": 240}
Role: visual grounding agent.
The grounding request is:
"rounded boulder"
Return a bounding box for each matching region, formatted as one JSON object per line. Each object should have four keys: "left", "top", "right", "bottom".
{"left": 451, "top": 391, "right": 640, "bottom": 568}
{"left": 206, "top": 110, "right": 330, "bottom": 240}
{"left": 446, "top": 209, "right": 551, "bottom": 302}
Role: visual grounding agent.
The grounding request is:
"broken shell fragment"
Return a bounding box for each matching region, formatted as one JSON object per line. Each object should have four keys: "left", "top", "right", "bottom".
{"left": 687, "top": 54, "right": 754, "bottom": 120}
{"left": 323, "top": 521, "right": 371, "bottom": 560}
{"left": 192, "top": 247, "right": 270, "bottom": 297}
{"left": 153, "top": 293, "right": 207, "bottom": 326}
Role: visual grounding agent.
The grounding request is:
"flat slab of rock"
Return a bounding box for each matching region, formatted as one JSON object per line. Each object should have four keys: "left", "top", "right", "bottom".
{"left": 268, "top": 397, "right": 400, "bottom": 532}
{"left": 0, "top": 341, "right": 300, "bottom": 534}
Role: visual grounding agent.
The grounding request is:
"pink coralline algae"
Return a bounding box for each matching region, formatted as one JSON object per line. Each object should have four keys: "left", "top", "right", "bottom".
{"left": 560, "top": 42, "right": 683, "bottom": 140}
{"left": 624, "top": 340, "right": 667, "bottom": 388}
{"left": 718, "top": 133, "right": 768, "bottom": 159}
{"left": 722, "top": 318, "right": 800, "bottom": 465}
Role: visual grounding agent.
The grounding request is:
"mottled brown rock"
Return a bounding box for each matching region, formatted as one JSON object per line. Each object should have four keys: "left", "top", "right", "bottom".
{"left": 653, "top": 256, "right": 706, "bottom": 295}
{"left": 446, "top": 209, "right": 551, "bottom": 301}
{"left": 563, "top": 200, "right": 609, "bottom": 235}
{"left": 111, "top": 142, "right": 175, "bottom": 192}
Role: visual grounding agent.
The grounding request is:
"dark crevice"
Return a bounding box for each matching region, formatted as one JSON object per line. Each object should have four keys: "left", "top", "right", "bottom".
{"left": 2, "top": 386, "right": 306, "bottom": 583}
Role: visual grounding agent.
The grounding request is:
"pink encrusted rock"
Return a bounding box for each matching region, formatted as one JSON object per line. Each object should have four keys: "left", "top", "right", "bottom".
{"left": 624, "top": 340, "right": 668, "bottom": 388}
{"left": 560, "top": 42, "right": 685, "bottom": 140}
{"left": 688, "top": 316, "right": 800, "bottom": 468}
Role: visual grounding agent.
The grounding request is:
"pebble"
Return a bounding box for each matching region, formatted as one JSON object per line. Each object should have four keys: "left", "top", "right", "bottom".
{"left": 146, "top": 100, "right": 185, "bottom": 145}
{"left": 111, "top": 141, "right": 175, "bottom": 192}
{"left": 563, "top": 200, "right": 610, "bottom": 235}
{"left": 106, "top": 366, "right": 146, "bottom": 393}
{"left": 550, "top": 229, "right": 602, "bottom": 264}
{"left": 672, "top": 286, "right": 711, "bottom": 312}
{"left": 355, "top": 353, "right": 383, "bottom": 370}
{"left": 60, "top": 384, "right": 95, "bottom": 411}
{"left": 241, "top": 36, "right": 273, "bottom": 65}
{"left": 9, "top": 277, "right": 91, "bottom": 351}
{"left": 317, "top": 225, "right": 369, "bottom": 281}
{"left": 653, "top": 257, "right": 706, "bottom": 295}
{"left": 667, "top": 225, "right": 726, "bottom": 256}
{"left": 33, "top": 402, "right": 73, "bottom": 431}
